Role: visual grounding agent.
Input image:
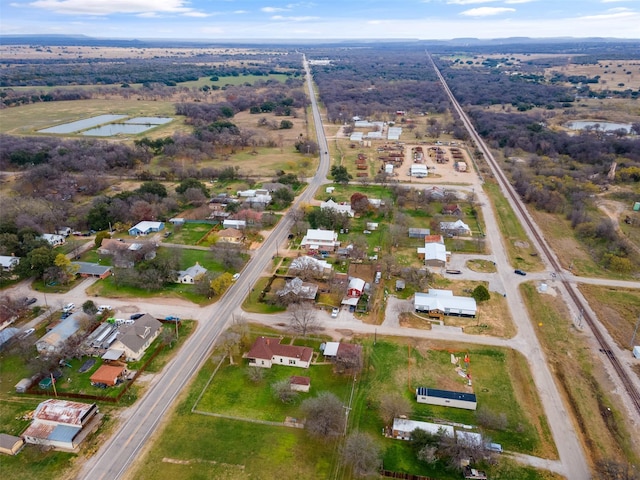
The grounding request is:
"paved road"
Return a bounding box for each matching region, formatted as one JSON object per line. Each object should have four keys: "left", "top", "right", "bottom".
{"left": 76, "top": 54, "right": 330, "bottom": 480}
{"left": 429, "top": 53, "right": 591, "bottom": 480}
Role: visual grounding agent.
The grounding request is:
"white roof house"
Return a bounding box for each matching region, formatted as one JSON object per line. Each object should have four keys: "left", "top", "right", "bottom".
{"left": 300, "top": 229, "right": 339, "bottom": 251}
{"left": 350, "top": 132, "right": 364, "bottom": 142}
{"left": 0, "top": 255, "right": 20, "bottom": 272}
{"left": 440, "top": 219, "right": 471, "bottom": 236}
{"left": 41, "top": 233, "right": 66, "bottom": 246}
{"left": 128, "top": 221, "right": 165, "bottom": 236}
{"left": 289, "top": 255, "right": 332, "bottom": 274}
{"left": 391, "top": 418, "right": 454, "bottom": 440}
{"left": 320, "top": 199, "right": 354, "bottom": 217}
{"left": 223, "top": 219, "right": 247, "bottom": 229}
{"left": 417, "top": 242, "right": 448, "bottom": 267}
{"left": 387, "top": 127, "right": 402, "bottom": 140}
{"left": 414, "top": 289, "right": 477, "bottom": 317}
{"left": 177, "top": 262, "right": 208, "bottom": 284}
{"left": 410, "top": 164, "right": 428, "bottom": 178}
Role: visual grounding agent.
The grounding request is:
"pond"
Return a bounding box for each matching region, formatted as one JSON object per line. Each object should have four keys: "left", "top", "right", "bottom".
{"left": 125, "top": 117, "right": 173, "bottom": 125}
{"left": 81, "top": 123, "right": 160, "bottom": 136}
{"left": 39, "top": 114, "right": 128, "bottom": 134}
{"left": 566, "top": 120, "right": 633, "bottom": 133}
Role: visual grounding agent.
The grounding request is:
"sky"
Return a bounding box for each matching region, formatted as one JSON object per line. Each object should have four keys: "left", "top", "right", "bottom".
{"left": 1, "top": 0, "right": 639, "bottom": 40}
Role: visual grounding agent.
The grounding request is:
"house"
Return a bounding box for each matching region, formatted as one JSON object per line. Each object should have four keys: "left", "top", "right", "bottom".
{"left": 424, "top": 186, "right": 446, "bottom": 199}
{"left": 55, "top": 227, "right": 72, "bottom": 237}
{"left": 36, "top": 314, "right": 82, "bottom": 353}
{"left": 22, "top": 399, "right": 101, "bottom": 451}
{"left": 289, "top": 255, "right": 332, "bottom": 277}
{"left": 217, "top": 228, "right": 244, "bottom": 244}
{"left": 0, "top": 255, "right": 20, "bottom": 272}
{"left": 0, "top": 433, "right": 24, "bottom": 455}
{"left": 417, "top": 242, "right": 448, "bottom": 267}
{"left": 176, "top": 262, "right": 207, "bottom": 284}
{"left": 98, "top": 238, "right": 129, "bottom": 256}
{"left": 442, "top": 204, "right": 462, "bottom": 216}
{"left": 262, "top": 182, "right": 290, "bottom": 193}
{"left": 90, "top": 365, "right": 125, "bottom": 387}
{"left": 71, "top": 262, "right": 112, "bottom": 279}
{"left": 424, "top": 234, "right": 444, "bottom": 244}
{"left": 278, "top": 277, "right": 318, "bottom": 301}
{"left": 128, "top": 221, "right": 164, "bottom": 236}
{"left": 414, "top": 290, "right": 477, "bottom": 318}
{"left": 347, "top": 277, "right": 366, "bottom": 297}
{"left": 391, "top": 417, "right": 454, "bottom": 440}
{"left": 368, "top": 198, "right": 384, "bottom": 208}
{"left": 440, "top": 220, "right": 471, "bottom": 236}
{"left": 168, "top": 217, "right": 185, "bottom": 225}
{"left": 98, "top": 239, "right": 157, "bottom": 267}
{"left": 289, "top": 375, "right": 311, "bottom": 393}
{"left": 223, "top": 219, "right": 247, "bottom": 230}
{"left": 320, "top": 199, "right": 355, "bottom": 217}
{"left": 41, "top": 233, "right": 66, "bottom": 247}
{"left": 300, "top": 229, "right": 339, "bottom": 251}
{"left": 110, "top": 314, "right": 162, "bottom": 361}
{"left": 246, "top": 336, "right": 313, "bottom": 369}
{"left": 408, "top": 228, "right": 430, "bottom": 239}
{"left": 416, "top": 387, "right": 477, "bottom": 411}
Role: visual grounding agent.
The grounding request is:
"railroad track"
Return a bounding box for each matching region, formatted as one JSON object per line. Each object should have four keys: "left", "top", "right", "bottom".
{"left": 427, "top": 52, "right": 640, "bottom": 416}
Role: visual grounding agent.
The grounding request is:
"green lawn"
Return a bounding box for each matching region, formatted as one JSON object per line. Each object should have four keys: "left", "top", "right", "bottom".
{"left": 169, "top": 223, "right": 217, "bottom": 246}
{"left": 130, "top": 327, "right": 557, "bottom": 480}
{"left": 242, "top": 277, "right": 286, "bottom": 314}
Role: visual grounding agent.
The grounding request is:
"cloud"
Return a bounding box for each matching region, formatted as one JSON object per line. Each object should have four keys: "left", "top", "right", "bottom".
{"left": 504, "top": 0, "right": 534, "bottom": 3}
{"left": 233, "top": 10, "right": 248, "bottom": 14}
{"left": 577, "top": 7, "right": 636, "bottom": 20}
{"left": 601, "top": 0, "right": 632, "bottom": 2}
{"left": 271, "top": 15, "right": 317, "bottom": 21}
{"left": 460, "top": 6, "right": 516, "bottom": 16}
{"left": 447, "top": 0, "right": 498, "bottom": 4}
{"left": 24, "top": 0, "right": 196, "bottom": 15}
{"left": 261, "top": 6, "right": 288, "bottom": 13}
{"left": 182, "top": 11, "right": 210, "bottom": 17}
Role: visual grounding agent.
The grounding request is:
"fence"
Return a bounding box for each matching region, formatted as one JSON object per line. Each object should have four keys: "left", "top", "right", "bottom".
{"left": 380, "top": 470, "right": 438, "bottom": 480}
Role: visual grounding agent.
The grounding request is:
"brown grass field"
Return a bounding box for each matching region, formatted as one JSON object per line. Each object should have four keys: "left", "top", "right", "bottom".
{"left": 547, "top": 60, "right": 640, "bottom": 92}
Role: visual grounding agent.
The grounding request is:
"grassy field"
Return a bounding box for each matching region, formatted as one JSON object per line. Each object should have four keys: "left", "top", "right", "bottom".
{"left": 520, "top": 283, "right": 640, "bottom": 470}
{"left": 576, "top": 284, "right": 640, "bottom": 351}
{"left": 127, "top": 327, "right": 556, "bottom": 480}
{"left": 169, "top": 223, "right": 218, "bottom": 246}
{"left": 483, "top": 181, "right": 544, "bottom": 272}
{"left": 241, "top": 276, "right": 286, "bottom": 314}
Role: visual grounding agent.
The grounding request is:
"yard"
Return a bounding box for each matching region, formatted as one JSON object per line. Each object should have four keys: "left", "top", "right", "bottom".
{"left": 127, "top": 327, "right": 558, "bottom": 480}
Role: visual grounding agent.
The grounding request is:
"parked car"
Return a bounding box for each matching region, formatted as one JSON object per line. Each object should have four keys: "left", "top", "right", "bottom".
{"left": 25, "top": 297, "right": 37, "bottom": 305}
{"left": 21, "top": 328, "right": 35, "bottom": 338}
{"left": 232, "top": 273, "right": 240, "bottom": 281}
{"left": 130, "top": 313, "right": 144, "bottom": 320}
{"left": 331, "top": 308, "right": 339, "bottom": 318}
{"left": 97, "top": 305, "right": 112, "bottom": 313}
{"left": 514, "top": 269, "right": 527, "bottom": 276}
{"left": 165, "top": 316, "right": 180, "bottom": 322}
{"left": 62, "top": 303, "right": 75, "bottom": 313}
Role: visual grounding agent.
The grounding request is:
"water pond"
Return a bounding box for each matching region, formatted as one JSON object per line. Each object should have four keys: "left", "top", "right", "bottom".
{"left": 39, "top": 114, "right": 128, "bottom": 134}
{"left": 125, "top": 117, "right": 173, "bottom": 125}
{"left": 566, "top": 120, "right": 633, "bottom": 133}
{"left": 82, "top": 124, "right": 158, "bottom": 137}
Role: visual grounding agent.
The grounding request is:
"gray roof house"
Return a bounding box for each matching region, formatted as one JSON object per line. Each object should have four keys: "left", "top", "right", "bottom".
{"left": 176, "top": 262, "right": 208, "bottom": 284}
{"left": 111, "top": 314, "right": 162, "bottom": 361}
{"left": 36, "top": 314, "right": 83, "bottom": 353}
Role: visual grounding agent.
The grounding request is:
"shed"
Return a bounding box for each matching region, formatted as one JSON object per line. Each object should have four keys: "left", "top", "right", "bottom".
{"left": 391, "top": 418, "right": 454, "bottom": 440}
{"left": 90, "top": 365, "right": 125, "bottom": 387}
{"left": 0, "top": 433, "right": 24, "bottom": 455}
{"left": 416, "top": 387, "right": 477, "bottom": 411}
{"left": 396, "top": 280, "right": 405, "bottom": 291}
{"left": 15, "top": 376, "right": 37, "bottom": 393}
{"left": 289, "top": 376, "right": 311, "bottom": 393}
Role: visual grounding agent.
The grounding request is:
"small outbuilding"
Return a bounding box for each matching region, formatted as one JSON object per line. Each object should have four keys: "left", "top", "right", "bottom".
{"left": 416, "top": 387, "right": 477, "bottom": 411}
{"left": 90, "top": 365, "right": 125, "bottom": 387}
{"left": 289, "top": 376, "right": 311, "bottom": 392}
{"left": 0, "top": 433, "right": 24, "bottom": 455}
{"left": 633, "top": 346, "right": 640, "bottom": 359}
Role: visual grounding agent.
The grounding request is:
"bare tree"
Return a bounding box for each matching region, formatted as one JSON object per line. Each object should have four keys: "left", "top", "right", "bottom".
{"left": 341, "top": 431, "right": 382, "bottom": 477}
{"left": 272, "top": 379, "right": 298, "bottom": 404}
{"left": 246, "top": 366, "right": 265, "bottom": 383}
{"left": 378, "top": 392, "right": 412, "bottom": 425}
{"left": 218, "top": 330, "right": 241, "bottom": 365}
{"left": 301, "top": 392, "right": 345, "bottom": 437}
{"left": 288, "top": 303, "right": 319, "bottom": 336}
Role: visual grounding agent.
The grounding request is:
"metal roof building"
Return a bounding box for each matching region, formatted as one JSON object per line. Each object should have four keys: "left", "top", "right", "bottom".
{"left": 416, "top": 387, "right": 478, "bottom": 410}
{"left": 414, "top": 290, "right": 477, "bottom": 318}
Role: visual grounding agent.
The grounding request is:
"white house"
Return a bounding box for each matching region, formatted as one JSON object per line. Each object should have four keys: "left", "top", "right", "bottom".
{"left": 278, "top": 277, "right": 318, "bottom": 300}
{"left": 414, "top": 289, "right": 477, "bottom": 317}
{"left": 246, "top": 336, "right": 313, "bottom": 369}
{"left": 320, "top": 199, "right": 354, "bottom": 217}
{"left": 347, "top": 277, "right": 365, "bottom": 297}
{"left": 391, "top": 417, "right": 454, "bottom": 440}
{"left": 40, "top": 233, "right": 66, "bottom": 246}
{"left": 416, "top": 387, "right": 477, "bottom": 411}
{"left": 0, "top": 255, "right": 20, "bottom": 272}
{"left": 22, "top": 399, "right": 101, "bottom": 451}
{"left": 440, "top": 219, "right": 471, "bottom": 236}
{"left": 110, "top": 314, "right": 162, "bottom": 361}
{"left": 417, "top": 242, "right": 448, "bottom": 267}
{"left": 128, "top": 221, "right": 165, "bottom": 236}
{"left": 300, "top": 229, "right": 340, "bottom": 251}
{"left": 176, "top": 262, "right": 207, "bottom": 284}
